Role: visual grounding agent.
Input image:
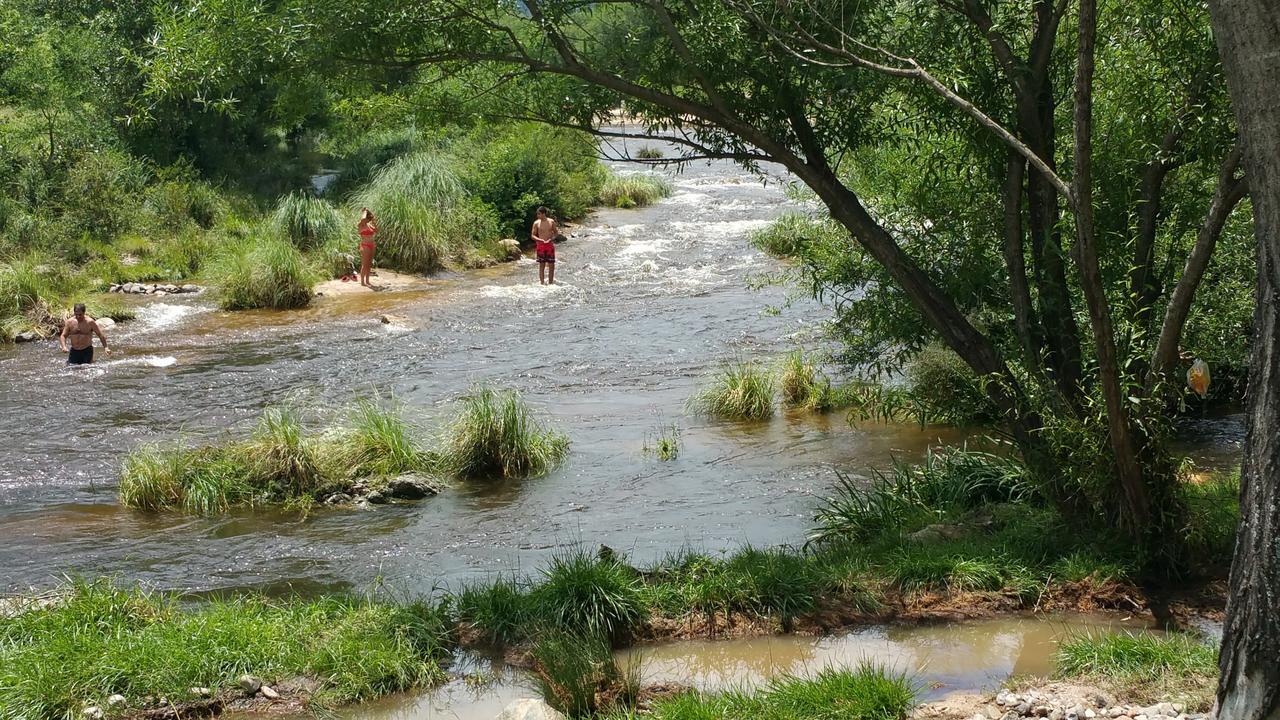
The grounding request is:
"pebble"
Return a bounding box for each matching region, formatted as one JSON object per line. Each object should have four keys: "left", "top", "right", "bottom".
{"left": 238, "top": 674, "right": 262, "bottom": 694}
{"left": 82, "top": 708, "right": 104, "bottom": 720}
{"left": 1032, "top": 706, "right": 1052, "bottom": 718}
{"left": 260, "top": 685, "right": 280, "bottom": 700}
{"left": 190, "top": 687, "right": 211, "bottom": 697}
{"left": 1086, "top": 711, "right": 1097, "bottom": 719}
{"left": 1001, "top": 712, "right": 1021, "bottom": 720}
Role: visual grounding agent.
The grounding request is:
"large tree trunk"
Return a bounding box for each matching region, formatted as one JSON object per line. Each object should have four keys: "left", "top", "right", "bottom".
{"left": 1207, "top": 1, "right": 1280, "bottom": 718}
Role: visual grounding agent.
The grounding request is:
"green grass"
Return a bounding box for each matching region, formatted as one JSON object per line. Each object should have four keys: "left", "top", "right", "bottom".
{"left": 0, "top": 255, "right": 85, "bottom": 341}
{"left": 207, "top": 235, "right": 317, "bottom": 310}
{"left": 604, "top": 665, "right": 915, "bottom": 720}
{"left": 119, "top": 403, "right": 431, "bottom": 514}
{"left": 1055, "top": 632, "right": 1217, "bottom": 709}
{"left": 688, "top": 361, "right": 776, "bottom": 420}
{"left": 84, "top": 296, "right": 137, "bottom": 322}
{"left": 532, "top": 547, "right": 646, "bottom": 642}
{"left": 644, "top": 424, "right": 680, "bottom": 461}
{"left": 457, "top": 576, "right": 532, "bottom": 645}
{"left": 532, "top": 631, "right": 627, "bottom": 717}
{"left": 439, "top": 387, "right": 569, "bottom": 480}
{"left": 0, "top": 580, "right": 451, "bottom": 718}
{"left": 598, "top": 174, "right": 673, "bottom": 209}
{"left": 271, "top": 192, "right": 346, "bottom": 250}
{"left": 780, "top": 350, "right": 833, "bottom": 411}
{"left": 354, "top": 153, "right": 472, "bottom": 274}
{"left": 635, "top": 147, "right": 664, "bottom": 160}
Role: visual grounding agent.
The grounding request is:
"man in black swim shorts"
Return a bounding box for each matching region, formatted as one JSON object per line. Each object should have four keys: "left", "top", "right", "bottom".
{"left": 59, "top": 303, "right": 110, "bottom": 365}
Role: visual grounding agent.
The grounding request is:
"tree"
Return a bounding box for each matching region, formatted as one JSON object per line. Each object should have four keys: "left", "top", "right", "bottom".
{"left": 143, "top": 0, "right": 1249, "bottom": 548}
{"left": 1206, "top": 1, "right": 1280, "bottom": 717}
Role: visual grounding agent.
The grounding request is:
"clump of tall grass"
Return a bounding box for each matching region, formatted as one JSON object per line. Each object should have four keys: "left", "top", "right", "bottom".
{"left": 635, "top": 146, "right": 664, "bottom": 160}
{"left": 456, "top": 576, "right": 532, "bottom": 645}
{"left": 354, "top": 153, "right": 474, "bottom": 273}
{"left": 779, "top": 350, "right": 832, "bottom": 411}
{"left": 0, "top": 255, "right": 82, "bottom": 340}
{"left": 809, "top": 446, "right": 1034, "bottom": 544}
{"left": 271, "top": 191, "right": 346, "bottom": 249}
{"left": 438, "top": 387, "right": 569, "bottom": 480}
{"left": 0, "top": 579, "right": 451, "bottom": 717}
{"left": 599, "top": 173, "right": 673, "bottom": 209}
{"left": 532, "top": 547, "right": 646, "bottom": 643}
{"left": 84, "top": 296, "right": 137, "bottom": 322}
{"left": 725, "top": 546, "right": 822, "bottom": 631}
{"left": 750, "top": 212, "right": 824, "bottom": 258}
{"left": 532, "top": 631, "right": 631, "bottom": 717}
{"left": 617, "top": 665, "right": 915, "bottom": 720}
{"left": 687, "top": 361, "right": 776, "bottom": 420}
{"left": 207, "top": 235, "right": 317, "bottom": 310}
{"left": 643, "top": 423, "right": 680, "bottom": 461}
{"left": 321, "top": 401, "right": 432, "bottom": 480}
{"left": 1178, "top": 468, "right": 1241, "bottom": 567}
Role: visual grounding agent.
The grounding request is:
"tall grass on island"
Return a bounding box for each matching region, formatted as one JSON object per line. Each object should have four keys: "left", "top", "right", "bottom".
{"left": 0, "top": 580, "right": 451, "bottom": 718}
{"left": 599, "top": 173, "right": 673, "bottom": 209}
{"left": 119, "top": 403, "right": 431, "bottom": 514}
{"left": 779, "top": 350, "right": 833, "bottom": 411}
{"left": 439, "top": 387, "right": 569, "bottom": 480}
{"left": 271, "top": 192, "right": 346, "bottom": 250}
{"left": 643, "top": 423, "right": 680, "bottom": 461}
{"left": 207, "top": 235, "right": 317, "bottom": 310}
{"left": 688, "top": 360, "right": 776, "bottom": 420}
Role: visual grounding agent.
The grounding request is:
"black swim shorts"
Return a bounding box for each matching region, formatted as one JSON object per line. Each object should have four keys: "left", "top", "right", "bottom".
{"left": 67, "top": 347, "right": 94, "bottom": 365}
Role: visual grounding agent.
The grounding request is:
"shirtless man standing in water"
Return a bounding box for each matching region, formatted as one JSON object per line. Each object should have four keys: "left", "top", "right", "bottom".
{"left": 59, "top": 303, "right": 110, "bottom": 365}
{"left": 531, "top": 206, "right": 558, "bottom": 285}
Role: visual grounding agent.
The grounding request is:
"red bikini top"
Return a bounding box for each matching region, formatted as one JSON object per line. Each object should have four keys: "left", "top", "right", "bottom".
{"left": 359, "top": 225, "right": 376, "bottom": 237}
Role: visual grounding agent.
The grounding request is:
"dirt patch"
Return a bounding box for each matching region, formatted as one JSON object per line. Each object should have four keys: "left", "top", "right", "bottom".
{"left": 313, "top": 269, "right": 432, "bottom": 296}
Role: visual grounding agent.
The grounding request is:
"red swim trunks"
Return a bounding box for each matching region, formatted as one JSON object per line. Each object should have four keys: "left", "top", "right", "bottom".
{"left": 536, "top": 240, "right": 556, "bottom": 264}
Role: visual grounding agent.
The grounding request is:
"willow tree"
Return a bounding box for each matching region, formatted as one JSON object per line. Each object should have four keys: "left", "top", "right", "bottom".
{"left": 145, "top": 0, "right": 1249, "bottom": 545}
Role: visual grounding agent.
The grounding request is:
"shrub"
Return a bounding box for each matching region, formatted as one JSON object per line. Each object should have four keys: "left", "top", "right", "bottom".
{"left": 271, "top": 192, "right": 346, "bottom": 249}
{"left": 439, "top": 387, "right": 569, "bottom": 480}
{"left": 331, "top": 126, "right": 423, "bottom": 196}
{"left": 598, "top": 173, "right": 673, "bottom": 209}
{"left": 780, "top": 350, "right": 832, "bottom": 411}
{"left": 1179, "top": 469, "right": 1241, "bottom": 566}
{"left": 321, "top": 401, "right": 432, "bottom": 480}
{"left": 532, "top": 631, "right": 621, "bottom": 718}
{"left": 84, "top": 296, "right": 136, "bottom": 322}
{"left": 904, "top": 345, "right": 998, "bottom": 425}
{"left": 687, "top": 361, "right": 776, "bottom": 420}
{"left": 531, "top": 547, "right": 645, "bottom": 643}
{"left": 456, "top": 576, "right": 531, "bottom": 645}
{"left": 207, "top": 234, "right": 316, "bottom": 310}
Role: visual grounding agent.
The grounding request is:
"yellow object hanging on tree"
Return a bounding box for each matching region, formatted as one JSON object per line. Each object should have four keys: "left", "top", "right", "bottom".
{"left": 1187, "top": 359, "right": 1211, "bottom": 397}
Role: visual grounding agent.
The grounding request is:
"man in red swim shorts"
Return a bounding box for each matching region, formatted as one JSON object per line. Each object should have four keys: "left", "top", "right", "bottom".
{"left": 531, "top": 206, "right": 558, "bottom": 285}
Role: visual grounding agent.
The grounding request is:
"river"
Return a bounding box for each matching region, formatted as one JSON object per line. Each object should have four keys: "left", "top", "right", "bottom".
{"left": 0, "top": 149, "right": 1240, "bottom": 598}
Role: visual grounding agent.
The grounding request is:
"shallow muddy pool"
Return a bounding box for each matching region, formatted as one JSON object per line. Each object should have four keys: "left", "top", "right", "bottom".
{"left": 323, "top": 614, "right": 1162, "bottom": 720}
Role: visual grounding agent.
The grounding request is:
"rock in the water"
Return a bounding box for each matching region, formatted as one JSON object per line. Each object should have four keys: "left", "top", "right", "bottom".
{"left": 366, "top": 490, "right": 388, "bottom": 504}
{"left": 496, "top": 699, "right": 567, "bottom": 720}
{"left": 325, "top": 492, "right": 353, "bottom": 505}
{"left": 14, "top": 331, "right": 38, "bottom": 342}
{"left": 96, "top": 317, "right": 116, "bottom": 330}
{"left": 238, "top": 674, "right": 262, "bottom": 694}
{"left": 386, "top": 474, "right": 437, "bottom": 500}
{"left": 499, "top": 238, "right": 524, "bottom": 261}
{"left": 106, "top": 694, "right": 126, "bottom": 706}
{"left": 260, "top": 685, "right": 280, "bottom": 700}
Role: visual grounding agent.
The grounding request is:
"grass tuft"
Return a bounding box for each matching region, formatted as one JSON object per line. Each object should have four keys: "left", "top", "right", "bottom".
{"left": 532, "top": 547, "right": 646, "bottom": 643}
{"left": 687, "top": 361, "right": 776, "bottom": 420}
{"left": 599, "top": 174, "right": 673, "bottom": 209}
{"left": 780, "top": 350, "right": 832, "bottom": 411}
{"left": 1055, "top": 632, "right": 1217, "bottom": 710}
{"left": 643, "top": 424, "right": 680, "bottom": 461}
{"left": 439, "top": 387, "right": 569, "bottom": 480}
{"left": 271, "top": 192, "right": 346, "bottom": 250}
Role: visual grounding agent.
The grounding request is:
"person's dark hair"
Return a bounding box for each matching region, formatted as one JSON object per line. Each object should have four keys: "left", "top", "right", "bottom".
{"left": 536, "top": 206, "right": 549, "bottom": 216}
{"left": 73, "top": 303, "right": 86, "bottom": 314}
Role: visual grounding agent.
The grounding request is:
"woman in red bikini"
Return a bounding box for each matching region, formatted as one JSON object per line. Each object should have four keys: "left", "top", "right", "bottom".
{"left": 357, "top": 207, "right": 378, "bottom": 287}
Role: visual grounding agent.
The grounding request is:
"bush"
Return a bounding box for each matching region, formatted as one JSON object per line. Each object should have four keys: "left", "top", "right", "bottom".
{"left": 207, "top": 234, "right": 316, "bottom": 310}
{"left": 1179, "top": 469, "right": 1240, "bottom": 567}
{"left": 531, "top": 547, "right": 645, "bottom": 643}
{"left": 271, "top": 192, "right": 346, "bottom": 249}
{"left": 687, "top": 361, "right": 776, "bottom": 420}
{"left": 532, "top": 631, "right": 624, "bottom": 718}
{"left": 456, "top": 576, "right": 531, "bottom": 645}
{"left": 635, "top": 146, "right": 664, "bottom": 159}
{"left": 331, "top": 126, "right": 423, "bottom": 196}
{"left": 457, "top": 123, "right": 606, "bottom": 237}
{"left": 904, "top": 344, "right": 998, "bottom": 425}
{"left": 439, "top": 387, "right": 569, "bottom": 480}
{"left": 0, "top": 580, "right": 451, "bottom": 717}
{"left": 598, "top": 173, "right": 673, "bottom": 209}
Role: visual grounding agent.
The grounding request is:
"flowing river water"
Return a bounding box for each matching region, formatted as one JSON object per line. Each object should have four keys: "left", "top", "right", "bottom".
{"left": 0, "top": 148, "right": 1235, "bottom": 715}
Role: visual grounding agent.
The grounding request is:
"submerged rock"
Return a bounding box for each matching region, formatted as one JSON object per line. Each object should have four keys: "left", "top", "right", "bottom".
{"left": 95, "top": 317, "right": 116, "bottom": 330}
{"left": 496, "top": 699, "right": 566, "bottom": 720}
{"left": 325, "top": 492, "right": 353, "bottom": 505}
